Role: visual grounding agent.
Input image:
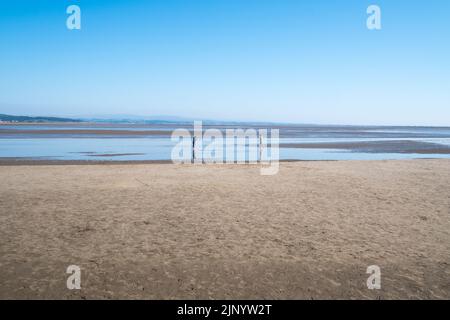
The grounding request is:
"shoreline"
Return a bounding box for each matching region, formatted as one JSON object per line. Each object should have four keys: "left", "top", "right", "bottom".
{"left": 0, "top": 157, "right": 442, "bottom": 166}
{"left": 0, "top": 158, "right": 332, "bottom": 166}
{"left": 0, "top": 159, "right": 174, "bottom": 166}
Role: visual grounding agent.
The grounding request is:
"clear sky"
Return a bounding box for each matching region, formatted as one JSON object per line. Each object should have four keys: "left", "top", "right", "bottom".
{"left": 0, "top": 0, "right": 449, "bottom": 125}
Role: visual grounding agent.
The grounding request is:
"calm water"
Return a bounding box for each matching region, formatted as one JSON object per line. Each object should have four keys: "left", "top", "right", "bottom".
{"left": 1, "top": 124, "right": 450, "bottom": 161}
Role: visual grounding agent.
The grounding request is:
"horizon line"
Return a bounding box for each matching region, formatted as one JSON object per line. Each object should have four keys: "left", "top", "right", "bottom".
{"left": 1, "top": 113, "right": 450, "bottom": 128}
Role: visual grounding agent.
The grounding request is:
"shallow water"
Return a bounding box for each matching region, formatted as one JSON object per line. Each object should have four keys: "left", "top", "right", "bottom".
{"left": 1, "top": 124, "right": 450, "bottom": 161}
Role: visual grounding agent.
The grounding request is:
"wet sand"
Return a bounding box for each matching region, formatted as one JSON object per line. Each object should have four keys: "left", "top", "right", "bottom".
{"left": 0, "top": 129, "right": 173, "bottom": 136}
{"left": 280, "top": 140, "right": 450, "bottom": 154}
{"left": 0, "top": 160, "right": 449, "bottom": 299}
{"left": 2, "top": 123, "right": 450, "bottom": 140}
{"left": 0, "top": 159, "right": 173, "bottom": 166}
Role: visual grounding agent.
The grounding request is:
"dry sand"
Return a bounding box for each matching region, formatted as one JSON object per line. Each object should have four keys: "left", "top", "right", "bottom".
{"left": 0, "top": 160, "right": 449, "bottom": 299}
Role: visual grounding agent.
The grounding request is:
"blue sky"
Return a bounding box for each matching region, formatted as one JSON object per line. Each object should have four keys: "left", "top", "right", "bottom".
{"left": 0, "top": 0, "right": 449, "bottom": 125}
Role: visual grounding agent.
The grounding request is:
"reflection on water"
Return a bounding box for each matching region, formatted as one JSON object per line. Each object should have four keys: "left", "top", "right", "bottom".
{"left": 1, "top": 124, "right": 450, "bottom": 161}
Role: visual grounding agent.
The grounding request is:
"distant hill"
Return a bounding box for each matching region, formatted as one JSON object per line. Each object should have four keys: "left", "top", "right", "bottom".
{"left": 0, "top": 114, "right": 82, "bottom": 123}
{"left": 0, "top": 113, "right": 290, "bottom": 126}
{"left": 77, "top": 114, "right": 194, "bottom": 124}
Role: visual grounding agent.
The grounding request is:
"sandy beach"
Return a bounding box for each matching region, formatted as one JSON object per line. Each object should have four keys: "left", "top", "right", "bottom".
{"left": 0, "top": 160, "right": 449, "bottom": 299}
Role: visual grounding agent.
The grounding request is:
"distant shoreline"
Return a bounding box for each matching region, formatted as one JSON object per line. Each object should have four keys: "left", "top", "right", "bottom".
{"left": 1, "top": 121, "right": 450, "bottom": 130}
